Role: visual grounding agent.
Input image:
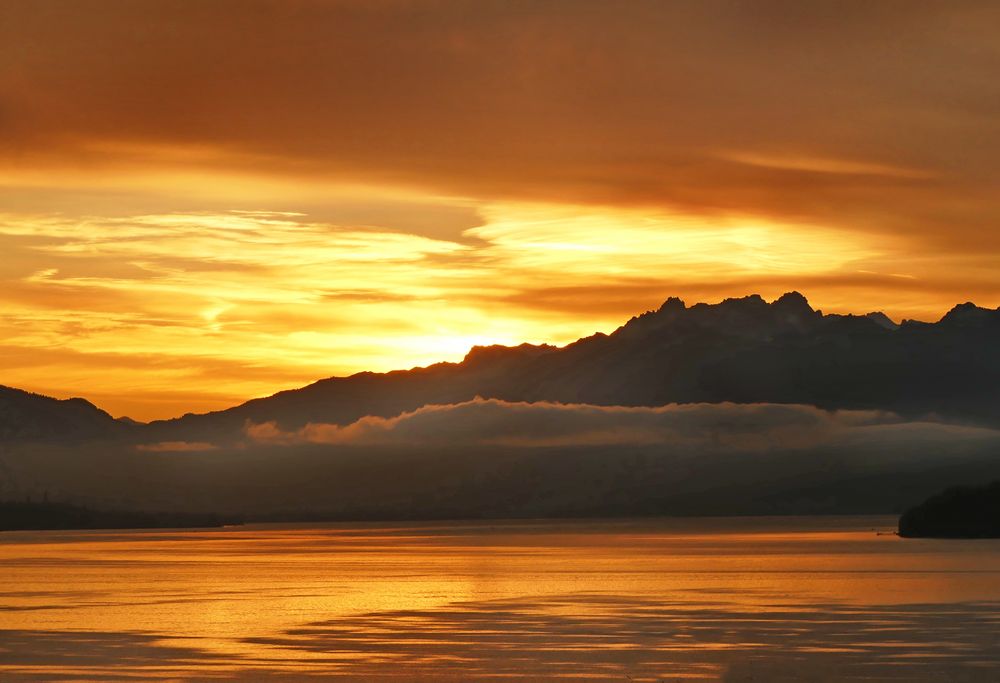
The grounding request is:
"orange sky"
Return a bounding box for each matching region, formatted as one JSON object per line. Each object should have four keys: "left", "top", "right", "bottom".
{"left": 1, "top": 1, "right": 998, "bottom": 420}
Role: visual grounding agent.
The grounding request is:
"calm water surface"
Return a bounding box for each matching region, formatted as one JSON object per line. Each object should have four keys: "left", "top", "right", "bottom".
{"left": 1, "top": 516, "right": 999, "bottom": 681}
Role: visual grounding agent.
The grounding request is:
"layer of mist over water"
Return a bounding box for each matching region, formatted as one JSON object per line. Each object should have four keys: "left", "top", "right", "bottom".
{"left": 1, "top": 516, "right": 999, "bottom": 681}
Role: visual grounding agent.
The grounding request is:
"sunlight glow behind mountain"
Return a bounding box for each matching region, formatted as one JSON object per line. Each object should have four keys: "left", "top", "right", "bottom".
{"left": 0, "top": 200, "right": 984, "bottom": 420}
{"left": 2, "top": 1, "right": 998, "bottom": 419}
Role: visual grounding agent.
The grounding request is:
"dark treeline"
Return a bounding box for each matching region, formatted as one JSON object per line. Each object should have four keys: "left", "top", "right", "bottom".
{"left": 0, "top": 500, "right": 233, "bottom": 531}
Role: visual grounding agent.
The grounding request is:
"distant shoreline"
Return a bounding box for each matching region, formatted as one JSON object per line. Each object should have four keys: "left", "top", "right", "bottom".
{"left": 2, "top": 502, "right": 903, "bottom": 533}
{"left": 898, "top": 482, "right": 1000, "bottom": 539}
{"left": 0, "top": 501, "right": 232, "bottom": 531}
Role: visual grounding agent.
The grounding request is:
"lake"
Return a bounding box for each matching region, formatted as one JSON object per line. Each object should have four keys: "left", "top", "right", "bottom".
{"left": 1, "top": 516, "right": 999, "bottom": 681}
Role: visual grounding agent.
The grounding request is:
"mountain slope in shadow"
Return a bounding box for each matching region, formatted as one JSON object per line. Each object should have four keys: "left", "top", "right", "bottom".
{"left": 0, "top": 386, "right": 126, "bottom": 442}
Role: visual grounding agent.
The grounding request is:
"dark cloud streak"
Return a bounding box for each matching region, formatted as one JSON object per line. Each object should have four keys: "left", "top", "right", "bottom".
{"left": 2, "top": 1, "right": 999, "bottom": 247}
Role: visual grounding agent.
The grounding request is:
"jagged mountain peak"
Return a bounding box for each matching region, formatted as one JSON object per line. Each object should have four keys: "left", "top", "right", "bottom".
{"left": 865, "top": 311, "right": 899, "bottom": 330}
{"left": 625, "top": 291, "right": 820, "bottom": 339}
{"left": 694, "top": 293, "right": 768, "bottom": 314}
{"left": 940, "top": 302, "right": 998, "bottom": 326}
{"left": 774, "top": 290, "right": 809, "bottom": 304}
{"left": 462, "top": 342, "right": 557, "bottom": 365}
{"left": 772, "top": 290, "right": 813, "bottom": 313}
{"left": 719, "top": 293, "right": 767, "bottom": 306}
{"left": 657, "top": 296, "right": 686, "bottom": 313}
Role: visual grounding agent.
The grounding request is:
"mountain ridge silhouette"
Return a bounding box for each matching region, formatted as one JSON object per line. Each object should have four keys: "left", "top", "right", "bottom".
{"left": 0, "top": 386, "right": 121, "bottom": 442}
{"left": 147, "top": 291, "right": 999, "bottom": 441}
{"left": 3, "top": 292, "right": 999, "bottom": 444}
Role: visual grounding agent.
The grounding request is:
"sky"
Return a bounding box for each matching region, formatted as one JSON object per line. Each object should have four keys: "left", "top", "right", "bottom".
{"left": 1, "top": 0, "right": 998, "bottom": 420}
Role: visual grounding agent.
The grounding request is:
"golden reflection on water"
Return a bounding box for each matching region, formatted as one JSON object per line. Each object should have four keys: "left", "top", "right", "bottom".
{"left": 1, "top": 517, "right": 999, "bottom": 680}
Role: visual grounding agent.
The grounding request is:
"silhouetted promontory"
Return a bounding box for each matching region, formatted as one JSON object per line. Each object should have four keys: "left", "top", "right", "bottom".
{"left": 898, "top": 482, "right": 1000, "bottom": 538}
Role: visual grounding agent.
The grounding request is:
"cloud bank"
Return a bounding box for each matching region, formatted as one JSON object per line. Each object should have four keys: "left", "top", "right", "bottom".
{"left": 9, "top": 399, "right": 1000, "bottom": 517}
{"left": 245, "top": 398, "right": 1000, "bottom": 453}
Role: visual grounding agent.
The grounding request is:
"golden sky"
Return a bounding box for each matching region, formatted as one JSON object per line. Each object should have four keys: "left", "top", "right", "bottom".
{"left": 1, "top": 1, "right": 998, "bottom": 420}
